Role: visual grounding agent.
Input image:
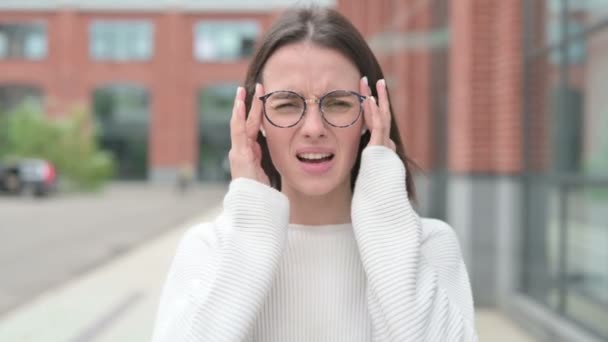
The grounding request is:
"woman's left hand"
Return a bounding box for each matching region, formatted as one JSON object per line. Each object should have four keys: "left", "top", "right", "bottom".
{"left": 360, "top": 77, "right": 397, "bottom": 151}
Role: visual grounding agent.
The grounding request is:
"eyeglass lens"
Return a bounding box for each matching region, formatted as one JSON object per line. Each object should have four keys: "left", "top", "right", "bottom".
{"left": 264, "top": 90, "right": 361, "bottom": 127}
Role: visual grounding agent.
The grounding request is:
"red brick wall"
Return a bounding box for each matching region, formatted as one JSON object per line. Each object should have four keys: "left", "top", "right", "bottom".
{"left": 492, "top": 1, "right": 523, "bottom": 173}
{"left": 339, "top": 0, "right": 525, "bottom": 174}
{"left": 446, "top": 0, "right": 524, "bottom": 173}
{"left": 526, "top": 0, "right": 549, "bottom": 172}
{"left": 0, "top": 12, "right": 62, "bottom": 114}
{"left": 338, "top": 0, "right": 435, "bottom": 170}
{"left": 1, "top": 1, "right": 527, "bottom": 176}
{"left": 449, "top": 0, "right": 497, "bottom": 172}
{"left": 0, "top": 9, "right": 275, "bottom": 173}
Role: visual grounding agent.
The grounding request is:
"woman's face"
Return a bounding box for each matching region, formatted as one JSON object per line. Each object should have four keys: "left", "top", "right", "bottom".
{"left": 261, "top": 42, "right": 364, "bottom": 197}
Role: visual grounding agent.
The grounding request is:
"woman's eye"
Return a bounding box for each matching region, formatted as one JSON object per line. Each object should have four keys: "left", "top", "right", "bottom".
{"left": 271, "top": 100, "right": 303, "bottom": 114}
{"left": 274, "top": 102, "right": 297, "bottom": 109}
{"left": 325, "top": 101, "right": 352, "bottom": 108}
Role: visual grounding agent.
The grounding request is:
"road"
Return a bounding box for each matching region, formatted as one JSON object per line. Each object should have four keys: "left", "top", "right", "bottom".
{"left": 0, "top": 182, "right": 227, "bottom": 317}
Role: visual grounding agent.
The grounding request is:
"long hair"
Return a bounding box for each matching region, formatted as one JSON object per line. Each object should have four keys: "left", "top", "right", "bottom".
{"left": 243, "top": 6, "right": 417, "bottom": 201}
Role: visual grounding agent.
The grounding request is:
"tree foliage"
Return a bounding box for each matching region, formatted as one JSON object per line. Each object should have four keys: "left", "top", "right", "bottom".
{"left": 0, "top": 103, "right": 115, "bottom": 191}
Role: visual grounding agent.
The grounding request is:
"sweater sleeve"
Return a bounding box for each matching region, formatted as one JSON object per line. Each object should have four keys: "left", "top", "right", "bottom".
{"left": 351, "top": 146, "right": 478, "bottom": 342}
{"left": 151, "top": 178, "right": 289, "bottom": 342}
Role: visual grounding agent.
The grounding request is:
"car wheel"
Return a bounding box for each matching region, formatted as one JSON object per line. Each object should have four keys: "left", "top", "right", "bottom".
{"left": 34, "top": 184, "right": 48, "bottom": 197}
{"left": 5, "top": 173, "right": 21, "bottom": 194}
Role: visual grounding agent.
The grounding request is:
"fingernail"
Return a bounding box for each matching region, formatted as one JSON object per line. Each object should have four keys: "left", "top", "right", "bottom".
{"left": 255, "top": 83, "right": 262, "bottom": 92}
{"left": 379, "top": 79, "right": 386, "bottom": 87}
{"left": 362, "top": 76, "right": 368, "bottom": 85}
{"left": 370, "top": 96, "right": 376, "bottom": 104}
{"left": 236, "top": 86, "right": 242, "bottom": 97}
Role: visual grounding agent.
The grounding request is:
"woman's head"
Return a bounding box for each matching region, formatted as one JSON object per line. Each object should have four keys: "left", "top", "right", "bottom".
{"left": 243, "top": 6, "right": 416, "bottom": 201}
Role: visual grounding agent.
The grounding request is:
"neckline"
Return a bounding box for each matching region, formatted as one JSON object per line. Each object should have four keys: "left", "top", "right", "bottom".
{"left": 288, "top": 222, "right": 353, "bottom": 233}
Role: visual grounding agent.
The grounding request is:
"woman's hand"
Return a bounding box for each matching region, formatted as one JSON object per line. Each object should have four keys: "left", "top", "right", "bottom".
{"left": 360, "top": 77, "right": 397, "bottom": 151}
{"left": 229, "top": 83, "right": 270, "bottom": 185}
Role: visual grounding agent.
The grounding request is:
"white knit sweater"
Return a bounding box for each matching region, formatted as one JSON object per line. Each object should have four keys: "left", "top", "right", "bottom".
{"left": 151, "top": 146, "right": 478, "bottom": 341}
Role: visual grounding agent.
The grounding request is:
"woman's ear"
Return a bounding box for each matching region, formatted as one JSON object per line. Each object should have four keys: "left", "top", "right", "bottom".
{"left": 260, "top": 121, "right": 267, "bottom": 137}
{"left": 360, "top": 125, "right": 368, "bottom": 136}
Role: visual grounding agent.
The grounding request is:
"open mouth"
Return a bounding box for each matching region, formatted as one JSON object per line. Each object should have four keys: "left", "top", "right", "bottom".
{"left": 296, "top": 152, "right": 335, "bottom": 164}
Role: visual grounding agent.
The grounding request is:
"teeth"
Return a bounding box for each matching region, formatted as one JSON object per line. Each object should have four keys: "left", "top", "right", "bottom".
{"left": 298, "top": 153, "right": 332, "bottom": 160}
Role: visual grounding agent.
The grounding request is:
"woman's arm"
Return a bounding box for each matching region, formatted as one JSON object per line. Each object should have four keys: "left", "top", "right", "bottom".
{"left": 352, "top": 146, "right": 478, "bottom": 342}
{"left": 151, "top": 178, "right": 289, "bottom": 342}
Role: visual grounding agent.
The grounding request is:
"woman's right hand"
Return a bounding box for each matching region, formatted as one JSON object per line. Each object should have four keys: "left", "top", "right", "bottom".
{"left": 229, "top": 83, "right": 270, "bottom": 185}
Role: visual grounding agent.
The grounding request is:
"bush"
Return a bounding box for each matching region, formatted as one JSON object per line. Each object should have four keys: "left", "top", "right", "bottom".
{"left": 0, "top": 103, "right": 115, "bottom": 191}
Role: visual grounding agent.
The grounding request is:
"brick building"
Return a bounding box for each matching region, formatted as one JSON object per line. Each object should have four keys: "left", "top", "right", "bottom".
{"left": 0, "top": 1, "right": 296, "bottom": 180}
{"left": 1, "top": 0, "right": 607, "bottom": 340}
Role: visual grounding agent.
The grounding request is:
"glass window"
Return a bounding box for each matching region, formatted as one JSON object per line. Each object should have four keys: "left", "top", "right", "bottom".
{"left": 89, "top": 20, "right": 154, "bottom": 61}
{"left": 549, "top": 19, "right": 586, "bottom": 65}
{"left": 194, "top": 21, "right": 259, "bottom": 62}
{"left": 523, "top": 1, "right": 608, "bottom": 339}
{"left": 0, "top": 23, "right": 47, "bottom": 60}
{"left": 197, "top": 83, "right": 238, "bottom": 181}
{"left": 93, "top": 84, "right": 150, "bottom": 179}
{"left": 568, "top": 0, "right": 608, "bottom": 27}
{"left": 0, "top": 84, "right": 43, "bottom": 114}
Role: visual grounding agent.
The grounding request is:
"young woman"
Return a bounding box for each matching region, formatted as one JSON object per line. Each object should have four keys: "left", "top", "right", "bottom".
{"left": 152, "top": 7, "right": 477, "bottom": 342}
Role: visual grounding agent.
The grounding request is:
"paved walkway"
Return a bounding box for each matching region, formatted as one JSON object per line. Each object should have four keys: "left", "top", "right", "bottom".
{"left": 0, "top": 182, "right": 226, "bottom": 316}
{"left": 0, "top": 205, "right": 537, "bottom": 342}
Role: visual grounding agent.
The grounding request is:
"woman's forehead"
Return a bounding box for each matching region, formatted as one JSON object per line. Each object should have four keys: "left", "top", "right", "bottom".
{"left": 262, "top": 42, "right": 360, "bottom": 92}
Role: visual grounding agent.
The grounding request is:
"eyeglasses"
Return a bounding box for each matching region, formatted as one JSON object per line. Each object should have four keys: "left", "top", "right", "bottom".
{"left": 259, "top": 90, "right": 366, "bottom": 128}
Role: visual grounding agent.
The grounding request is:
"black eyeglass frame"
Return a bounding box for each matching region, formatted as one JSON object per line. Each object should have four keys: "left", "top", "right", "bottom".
{"left": 258, "top": 90, "right": 366, "bottom": 128}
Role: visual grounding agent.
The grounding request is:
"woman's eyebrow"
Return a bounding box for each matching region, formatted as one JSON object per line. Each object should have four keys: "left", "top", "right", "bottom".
{"left": 270, "top": 87, "right": 356, "bottom": 98}
{"left": 273, "top": 91, "right": 299, "bottom": 99}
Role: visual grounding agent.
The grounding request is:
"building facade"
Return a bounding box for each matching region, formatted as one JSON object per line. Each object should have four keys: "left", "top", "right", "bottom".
{"left": 339, "top": 1, "right": 608, "bottom": 341}
{"left": 1, "top": 0, "right": 607, "bottom": 340}
{"left": 0, "top": 1, "right": 295, "bottom": 180}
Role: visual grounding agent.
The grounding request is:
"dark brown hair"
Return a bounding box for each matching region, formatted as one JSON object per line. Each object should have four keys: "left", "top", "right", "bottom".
{"left": 243, "top": 6, "right": 416, "bottom": 200}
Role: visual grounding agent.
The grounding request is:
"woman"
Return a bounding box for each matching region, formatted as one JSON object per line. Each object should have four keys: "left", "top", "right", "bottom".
{"left": 152, "top": 7, "right": 477, "bottom": 342}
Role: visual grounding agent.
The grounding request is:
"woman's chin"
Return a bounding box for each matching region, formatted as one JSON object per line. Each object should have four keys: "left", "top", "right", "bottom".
{"left": 283, "top": 178, "right": 349, "bottom": 198}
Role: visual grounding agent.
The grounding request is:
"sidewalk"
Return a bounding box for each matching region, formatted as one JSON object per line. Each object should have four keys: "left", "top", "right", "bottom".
{"left": 0, "top": 206, "right": 537, "bottom": 342}
{"left": 0, "top": 205, "right": 223, "bottom": 342}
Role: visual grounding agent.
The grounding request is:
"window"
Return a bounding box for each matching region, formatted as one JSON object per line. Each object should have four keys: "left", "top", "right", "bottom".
{"left": 194, "top": 21, "right": 259, "bottom": 62}
{"left": 0, "top": 23, "right": 47, "bottom": 60}
{"left": 549, "top": 19, "right": 586, "bottom": 65}
{"left": 0, "top": 84, "right": 43, "bottom": 114}
{"left": 90, "top": 20, "right": 154, "bottom": 61}
{"left": 197, "top": 83, "right": 238, "bottom": 180}
{"left": 522, "top": 1, "right": 608, "bottom": 339}
{"left": 93, "top": 84, "right": 150, "bottom": 179}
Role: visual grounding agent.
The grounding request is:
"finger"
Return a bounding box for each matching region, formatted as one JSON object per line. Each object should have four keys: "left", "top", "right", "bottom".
{"left": 376, "top": 79, "right": 391, "bottom": 131}
{"left": 246, "top": 83, "right": 263, "bottom": 140}
{"left": 369, "top": 96, "right": 385, "bottom": 145}
{"left": 360, "top": 77, "right": 373, "bottom": 130}
{"left": 362, "top": 94, "right": 373, "bottom": 134}
{"left": 360, "top": 76, "right": 370, "bottom": 96}
{"left": 230, "top": 87, "right": 247, "bottom": 150}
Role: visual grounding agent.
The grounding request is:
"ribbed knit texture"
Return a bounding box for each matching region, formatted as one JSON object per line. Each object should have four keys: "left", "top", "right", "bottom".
{"left": 247, "top": 223, "right": 370, "bottom": 341}
{"left": 151, "top": 146, "right": 478, "bottom": 342}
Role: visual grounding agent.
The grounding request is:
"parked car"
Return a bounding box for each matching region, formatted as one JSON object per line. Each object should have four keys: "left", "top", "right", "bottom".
{"left": 0, "top": 158, "right": 57, "bottom": 196}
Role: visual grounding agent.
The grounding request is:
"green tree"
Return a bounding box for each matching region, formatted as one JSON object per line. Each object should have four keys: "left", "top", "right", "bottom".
{"left": 0, "top": 103, "right": 115, "bottom": 191}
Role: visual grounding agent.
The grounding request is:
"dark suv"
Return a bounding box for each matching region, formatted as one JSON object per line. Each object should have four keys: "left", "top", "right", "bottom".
{"left": 0, "top": 158, "right": 57, "bottom": 196}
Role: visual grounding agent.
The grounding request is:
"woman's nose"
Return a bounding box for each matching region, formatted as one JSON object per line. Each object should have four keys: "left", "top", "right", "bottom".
{"left": 299, "top": 105, "right": 327, "bottom": 138}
